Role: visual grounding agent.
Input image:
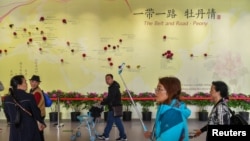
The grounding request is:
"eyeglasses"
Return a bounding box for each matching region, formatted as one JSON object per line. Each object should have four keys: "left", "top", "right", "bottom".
{"left": 154, "top": 88, "right": 166, "bottom": 93}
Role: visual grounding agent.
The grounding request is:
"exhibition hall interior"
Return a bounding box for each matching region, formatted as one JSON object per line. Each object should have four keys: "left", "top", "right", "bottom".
{"left": 0, "top": 0, "right": 250, "bottom": 141}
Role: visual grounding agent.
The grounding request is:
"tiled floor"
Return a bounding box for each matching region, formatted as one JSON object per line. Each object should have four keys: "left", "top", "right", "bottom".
{"left": 0, "top": 118, "right": 208, "bottom": 141}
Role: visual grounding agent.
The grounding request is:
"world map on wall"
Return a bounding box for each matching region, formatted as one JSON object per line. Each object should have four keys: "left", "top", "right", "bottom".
{"left": 0, "top": 0, "right": 250, "bottom": 95}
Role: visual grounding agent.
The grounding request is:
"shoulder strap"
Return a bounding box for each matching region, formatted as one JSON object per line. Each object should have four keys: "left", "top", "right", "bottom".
{"left": 12, "top": 96, "right": 32, "bottom": 116}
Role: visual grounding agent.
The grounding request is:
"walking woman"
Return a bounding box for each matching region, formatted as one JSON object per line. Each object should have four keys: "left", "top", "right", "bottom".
{"left": 144, "top": 76, "right": 191, "bottom": 141}
{"left": 193, "top": 81, "right": 231, "bottom": 140}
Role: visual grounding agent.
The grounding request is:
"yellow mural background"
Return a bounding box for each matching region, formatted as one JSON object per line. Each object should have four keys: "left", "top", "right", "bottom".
{"left": 0, "top": 0, "right": 250, "bottom": 119}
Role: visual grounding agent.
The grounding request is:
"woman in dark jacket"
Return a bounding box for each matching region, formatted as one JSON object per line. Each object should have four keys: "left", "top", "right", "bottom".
{"left": 4, "top": 75, "right": 46, "bottom": 141}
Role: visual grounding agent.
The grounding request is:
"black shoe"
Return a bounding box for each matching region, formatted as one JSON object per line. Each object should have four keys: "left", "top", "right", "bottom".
{"left": 116, "top": 136, "right": 127, "bottom": 141}
{"left": 98, "top": 135, "right": 109, "bottom": 140}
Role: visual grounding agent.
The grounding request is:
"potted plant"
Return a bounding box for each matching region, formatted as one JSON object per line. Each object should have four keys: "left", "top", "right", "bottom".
{"left": 47, "top": 90, "right": 64, "bottom": 122}
{"left": 99, "top": 92, "right": 109, "bottom": 121}
{"left": 137, "top": 92, "right": 156, "bottom": 121}
{"left": 228, "top": 93, "right": 250, "bottom": 121}
{"left": 62, "top": 91, "right": 86, "bottom": 122}
{"left": 192, "top": 92, "right": 212, "bottom": 121}
{"left": 84, "top": 92, "right": 99, "bottom": 110}
{"left": 121, "top": 90, "right": 136, "bottom": 121}
{"left": 180, "top": 91, "right": 193, "bottom": 105}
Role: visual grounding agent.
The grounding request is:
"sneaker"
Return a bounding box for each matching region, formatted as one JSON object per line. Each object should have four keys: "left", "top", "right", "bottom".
{"left": 116, "top": 137, "right": 127, "bottom": 141}
{"left": 98, "top": 135, "right": 109, "bottom": 140}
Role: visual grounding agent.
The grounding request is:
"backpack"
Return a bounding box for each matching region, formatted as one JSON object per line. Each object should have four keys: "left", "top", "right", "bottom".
{"left": 228, "top": 108, "right": 248, "bottom": 125}
{"left": 42, "top": 91, "right": 53, "bottom": 107}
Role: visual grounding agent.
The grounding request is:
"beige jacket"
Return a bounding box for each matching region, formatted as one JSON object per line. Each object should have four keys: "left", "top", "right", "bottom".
{"left": 31, "top": 87, "right": 46, "bottom": 117}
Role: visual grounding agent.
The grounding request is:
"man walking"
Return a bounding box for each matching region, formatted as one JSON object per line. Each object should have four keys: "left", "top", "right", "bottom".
{"left": 98, "top": 74, "right": 127, "bottom": 141}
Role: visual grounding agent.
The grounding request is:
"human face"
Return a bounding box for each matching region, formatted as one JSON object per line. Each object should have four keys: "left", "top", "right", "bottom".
{"left": 18, "top": 78, "right": 28, "bottom": 91}
{"left": 155, "top": 83, "right": 168, "bottom": 103}
{"left": 105, "top": 75, "right": 113, "bottom": 86}
{"left": 29, "top": 80, "right": 39, "bottom": 89}
{"left": 210, "top": 85, "right": 220, "bottom": 102}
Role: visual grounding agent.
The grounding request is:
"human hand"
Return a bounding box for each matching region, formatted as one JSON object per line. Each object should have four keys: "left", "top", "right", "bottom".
{"left": 193, "top": 129, "right": 202, "bottom": 137}
{"left": 37, "top": 121, "right": 46, "bottom": 131}
{"left": 144, "top": 131, "right": 152, "bottom": 139}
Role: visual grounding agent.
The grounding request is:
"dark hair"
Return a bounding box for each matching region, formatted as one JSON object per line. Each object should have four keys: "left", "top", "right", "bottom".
{"left": 212, "top": 81, "right": 229, "bottom": 99}
{"left": 105, "top": 74, "right": 113, "bottom": 79}
{"left": 159, "top": 76, "right": 181, "bottom": 104}
{"left": 9, "top": 75, "right": 25, "bottom": 98}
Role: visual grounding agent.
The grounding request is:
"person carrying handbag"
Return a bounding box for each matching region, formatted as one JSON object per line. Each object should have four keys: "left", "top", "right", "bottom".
{"left": 98, "top": 74, "right": 127, "bottom": 141}
{"left": 3, "top": 75, "right": 46, "bottom": 141}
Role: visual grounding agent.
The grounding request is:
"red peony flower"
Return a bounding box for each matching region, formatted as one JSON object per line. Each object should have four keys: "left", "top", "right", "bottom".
{"left": 67, "top": 41, "right": 70, "bottom": 46}
{"left": 104, "top": 46, "right": 107, "bottom": 51}
{"left": 42, "top": 36, "right": 47, "bottom": 41}
{"left": 40, "top": 17, "right": 45, "bottom": 21}
{"left": 62, "top": 19, "right": 67, "bottom": 24}
{"left": 163, "top": 35, "right": 167, "bottom": 40}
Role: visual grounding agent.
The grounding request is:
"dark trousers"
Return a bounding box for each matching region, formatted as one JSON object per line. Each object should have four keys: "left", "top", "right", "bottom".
{"left": 103, "top": 111, "right": 126, "bottom": 138}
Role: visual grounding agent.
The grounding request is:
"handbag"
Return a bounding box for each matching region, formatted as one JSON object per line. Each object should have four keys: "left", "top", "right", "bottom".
{"left": 112, "top": 105, "right": 123, "bottom": 117}
{"left": 12, "top": 97, "right": 46, "bottom": 131}
{"left": 14, "top": 106, "right": 21, "bottom": 127}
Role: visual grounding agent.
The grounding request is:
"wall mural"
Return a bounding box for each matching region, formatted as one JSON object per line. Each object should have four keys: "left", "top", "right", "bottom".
{"left": 0, "top": 0, "right": 250, "bottom": 97}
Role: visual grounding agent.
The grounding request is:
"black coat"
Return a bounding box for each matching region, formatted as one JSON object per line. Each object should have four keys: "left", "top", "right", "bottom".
{"left": 101, "top": 81, "right": 122, "bottom": 111}
{"left": 4, "top": 89, "right": 45, "bottom": 141}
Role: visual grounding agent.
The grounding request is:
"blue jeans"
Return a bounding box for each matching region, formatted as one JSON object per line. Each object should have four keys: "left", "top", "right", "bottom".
{"left": 103, "top": 111, "right": 126, "bottom": 138}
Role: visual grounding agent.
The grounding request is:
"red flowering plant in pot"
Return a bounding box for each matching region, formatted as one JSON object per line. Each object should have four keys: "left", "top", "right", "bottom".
{"left": 121, "top": 90, "right": 136, "bottom": 121}
{"left": 180, "top": 91, "right": 193, "bottom": 105}
{"left": 47, "top": 89, "right": 65, "bottom": 112}
{"left": 121, "top": 90, "right": 136, "bottom": 112}
{"left": 84, "top": 92, "right": 99, "bottom": 110}
{"left": 192, "top": 92, "right": 212, "bottom": 112}
{"left": 62, "top": 91, "right": 86, "bottom": 112}
{"left": 227, "top": 93, "right": 242, "bottom": 110}
{"left": 99, "top": 92, "right": 109, "bottom": 111}
{"left": 228, "top": 93, "right": 250, "bottom": 121}
{"left": 47, "top": 90, "right": 65, "bottom": 122}
{"left": 192, "top": 92, "right": 212, "bottom": 121}
{"left": 136, "top": 92, "right": 156, "bottom": 112}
